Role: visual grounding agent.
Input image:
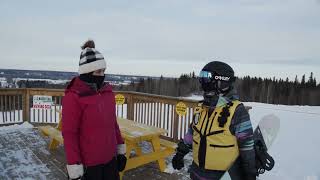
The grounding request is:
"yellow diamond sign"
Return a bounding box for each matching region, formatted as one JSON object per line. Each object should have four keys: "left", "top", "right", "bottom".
{"left": 115, "top": 94, "right": 125, "bottom": 105}
{"left": 176, "top": 102, "right": 187, "bottom": 116}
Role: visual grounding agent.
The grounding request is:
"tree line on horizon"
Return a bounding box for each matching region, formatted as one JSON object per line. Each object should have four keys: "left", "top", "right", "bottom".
{"left": 114, "top": 72, "right": 320, "bottom": 106}
{"left": 12, "top": 72, "right": 319, "bottom": 106}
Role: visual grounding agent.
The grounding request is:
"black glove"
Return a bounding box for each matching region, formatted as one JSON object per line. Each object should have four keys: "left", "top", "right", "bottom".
{"left": 117, "top": 154, "right": 127, "bottom": 172}
{"left": 172, "top": 141, "right": 190, "bottom": 170}
{"left": 172, "top": 152, "right": 185, "bottom": 170}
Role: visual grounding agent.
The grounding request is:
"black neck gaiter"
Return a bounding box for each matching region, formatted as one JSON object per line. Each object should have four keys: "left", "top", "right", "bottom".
{"left": 203, "top": 91, "right": 219, "bottom": 107}
{"left": 79, "top": 73, "right": 105, "bottom": 90}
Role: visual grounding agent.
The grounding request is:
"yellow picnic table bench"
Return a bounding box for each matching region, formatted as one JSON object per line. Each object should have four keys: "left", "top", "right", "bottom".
{"left": 38, "top": 113, "right": 177, "bottom": 179}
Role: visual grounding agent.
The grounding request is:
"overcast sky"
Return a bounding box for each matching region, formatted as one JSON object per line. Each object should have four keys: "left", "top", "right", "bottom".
{"left": 0, "top": 0, "right": 319, "bottom": 81}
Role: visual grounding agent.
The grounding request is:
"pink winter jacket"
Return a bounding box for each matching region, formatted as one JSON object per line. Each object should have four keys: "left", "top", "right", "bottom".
{"left": 62, "top": 77, "right": 124, "bottom": 166}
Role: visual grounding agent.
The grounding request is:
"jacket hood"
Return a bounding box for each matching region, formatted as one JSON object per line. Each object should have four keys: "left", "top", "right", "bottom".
{"left": 65, "top": 77, "right": 112, "bottom": 96}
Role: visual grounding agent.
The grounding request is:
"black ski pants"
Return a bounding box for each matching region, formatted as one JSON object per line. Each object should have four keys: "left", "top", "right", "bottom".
{"left": 83, "top": 157, "right": 120, "bottom": 180}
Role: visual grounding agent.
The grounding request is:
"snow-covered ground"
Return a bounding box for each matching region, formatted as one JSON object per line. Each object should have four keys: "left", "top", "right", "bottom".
{"left": 165, "top": 95, "right": 320, "bottom": 180}
{"left": 0, "top": 96, "right": 319, "bottom": 180}
{"left": 0, "top": 122, "right": 54, "bottom": 180}
{"left": 0, "top": 122, "right": 34, "bottom": 132}
{"left": 243, "top": 102, "right": 320, "bottom": 180}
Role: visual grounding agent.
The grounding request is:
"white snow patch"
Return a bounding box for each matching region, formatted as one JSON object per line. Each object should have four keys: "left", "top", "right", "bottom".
{"left": 0, "top": 122, "right": 34, "bottom": 133}
{"left": 0, "top": 128, "right": 53, "bottom": 179}
{"left": 130, "top": 131, "right": 144, "bottom": 136}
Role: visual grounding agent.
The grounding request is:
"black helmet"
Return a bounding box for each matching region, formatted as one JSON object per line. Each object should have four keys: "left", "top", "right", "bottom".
{"left": 199, "top": 61, "right": 235, "bottom": 95}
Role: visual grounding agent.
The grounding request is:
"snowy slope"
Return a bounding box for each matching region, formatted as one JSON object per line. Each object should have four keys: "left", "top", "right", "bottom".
{"left": 244, "top": 102, "right": 320, "bottom": 180}
{"left": 166, "top": 95, "right": 320, "bottom": 180}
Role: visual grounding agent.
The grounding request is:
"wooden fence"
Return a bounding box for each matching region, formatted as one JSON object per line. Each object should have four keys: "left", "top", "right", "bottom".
{"left": 0, "top": 88, "right": 251, "bottom": 142}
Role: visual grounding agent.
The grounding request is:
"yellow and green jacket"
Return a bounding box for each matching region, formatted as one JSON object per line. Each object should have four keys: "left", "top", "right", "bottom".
{"left": 192, "top": 100, "right": 241, "bottom": 170}
{"left": 183, "top": 95, "right": 256, "bottom": 178}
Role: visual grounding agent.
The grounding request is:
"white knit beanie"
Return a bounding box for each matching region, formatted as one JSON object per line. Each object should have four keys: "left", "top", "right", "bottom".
{"left": 78, "top": 40, "right": 106, "bottom": 74}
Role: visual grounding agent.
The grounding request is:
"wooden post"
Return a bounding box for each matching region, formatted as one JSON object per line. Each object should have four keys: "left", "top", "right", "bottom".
{"left": 173, "top": 105, "right": 179, "bottom": 142}
{"left": 126, "top": 94, "right": 134, "bottom": 120}
{"left": 23, "top": 89, "right": 30, "bottom": 122}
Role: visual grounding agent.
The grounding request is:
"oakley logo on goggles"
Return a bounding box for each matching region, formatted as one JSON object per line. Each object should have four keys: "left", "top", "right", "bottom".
{"left": 199, "top": 70, "right": 231, "bottom": 83}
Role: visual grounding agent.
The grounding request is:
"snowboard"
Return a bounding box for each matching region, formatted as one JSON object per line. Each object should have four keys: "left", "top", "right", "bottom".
{"left": 221, "top": 114, "right": 280, "bottom": 180}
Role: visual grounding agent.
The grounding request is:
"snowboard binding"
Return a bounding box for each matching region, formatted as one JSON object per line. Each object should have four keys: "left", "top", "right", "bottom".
{"left": 255, "top": 140, "right": 275, "bottom": 175}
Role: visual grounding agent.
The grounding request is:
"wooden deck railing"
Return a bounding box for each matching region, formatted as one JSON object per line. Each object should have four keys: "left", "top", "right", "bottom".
{"left": 0, "top": 88, "right": 64, "bottom": 125}
{"left": 114, "top": 91, "right": 199, "bottom": 141}
{"left": 0, "top": 88, "right": 250, "bottom": 142}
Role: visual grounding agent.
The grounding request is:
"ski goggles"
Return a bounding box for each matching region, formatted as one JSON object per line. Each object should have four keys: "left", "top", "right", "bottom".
{"left": 199, "top": 70, "right": 232, "bottom": 84}
{"left": 199, "top": 70, "right": 213, "bottom": 84}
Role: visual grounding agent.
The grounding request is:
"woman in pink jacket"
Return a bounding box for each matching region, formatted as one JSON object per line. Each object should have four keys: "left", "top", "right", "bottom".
{"left": 62, "top": 40, "right": 127, "bottom": 180}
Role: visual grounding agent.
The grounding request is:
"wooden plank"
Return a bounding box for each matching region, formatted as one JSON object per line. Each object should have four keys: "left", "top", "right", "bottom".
{"left": 0, "top": 95, "right": 4, "bottom": 123}
{"left": 42, "top": 106, "right": 45, "bottom": 123}
{"left": 13, "top": 95, "right": 15, "bottom": 122}
{"left": 158, "top": 103, "right": 162, "bottom": 128}
{"left": 148, "top": 102, "right": 151, "bottom": 125}
{"left": 17, "top": 95, "right": 20, "bottom": 121}
{"left": 143, "top": 103, "right": 146, "bottom": 125}
{"left": 116, "top": 104, "right": 119, "bottom": 117}
{"left": 28, "top": 89, "right": 64, "bottom": 97}
{"left": 0, "top": 96, "right": 2, "bottom": 122}
{"left": 117, "top": 118, "right": 167, "bottom": 143}
{"left": 4, "top": 94, "right": 7, "bottom": 122}
{"left": 10, "top": 96, "right": 13, "bottom": 122}
{"left": 8, "top": 95, "right": 11, "bottom": 122}
{"left": 32, "top": 105, "right": 35, "bottom": 123}
{"left": 37, "top": 106, "right": 40, "bottom": 123}
{"left": 135, "top": 103, "right": 139, "bottom": 123}
{"left": 173, "top": 104, "right": 179, "bottom": 141}
{"left": 147, "top": 103, "right": 150, "bottom": 126}
{"left": 134, "top": 103, "right": 137, "bottom": 122}
{"left": 124, "top": 147, "right": 173, "bottom": 170}
{"left": 179, "top": 115, "right": 183, "bottom": 141}
{"left": 45, "top": 102, "right": 48, "bottom": 123}
{"left": 50, "top": 98, "right": 53, "bottom": 123}
{"left": 139, "top": 103, "right": 142, "bottom": 123}
{"left": 127, "top": 95, "right": 134, "bottom": 120}
{"left": 57, "top": 110, "right": 62, "bottom": 131}
{"left": 22, "top": 89, "right": 30, "bottom": 122}
{"left": 54, "top": 96, "right": 58, "bottom": 122}
{"left": 144, "top": 103, "right": 147, "bottom": 125}
{"left": 121, "top": 104, "right": 124, "bottom": 118}
{"left": 172, "top": 105, "right": 177, "bottom": 140}
{"left": 113, "top": 91, "right": 199, "bottom": 107}
{"left": 152, "top": 103, "right": 156, "bottom": 127}
{"left": 166, "top": 104, "right": 169, "bottom": 136}
{"left": 159, "top": 138, "right": 177, "bottom": 149}
{"left": 58, "top": 96, "right": 62, "bottom": 111}
{"left": 139, "top": 103, "right": 142, "bottom": 124}
{"left": 0, "top": 89, "right": 25, "bottom": 95}
{"left": 153, "top": 103, "right": 156, "bottom": 127}
{"left": 150, "top": 103, "right": 153, "bottom": 126}
{"left": 151, "top": 137, "right": 166, "bottom": 171}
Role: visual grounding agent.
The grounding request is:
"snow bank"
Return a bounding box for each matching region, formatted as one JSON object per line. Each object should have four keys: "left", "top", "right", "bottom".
{"left": 0, "top": 122, "right": 34, "bottom": 133}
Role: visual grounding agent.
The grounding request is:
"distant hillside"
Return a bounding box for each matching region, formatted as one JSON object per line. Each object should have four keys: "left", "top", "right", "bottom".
{"left": 0, "top": 69, "right": 157, "bottom": 82}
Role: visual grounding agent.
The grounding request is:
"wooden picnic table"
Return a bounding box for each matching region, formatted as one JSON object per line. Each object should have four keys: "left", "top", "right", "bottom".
{"left": 39, "top": 114, "right": 176, "bottom": 180}
{"left": 117, "top": 117, "right": 176, "bottom": 178}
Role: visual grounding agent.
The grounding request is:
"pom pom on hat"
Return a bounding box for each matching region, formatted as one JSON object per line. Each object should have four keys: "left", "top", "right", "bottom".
{"left": 81, "top": 40, "right": 95, "bottom": 50}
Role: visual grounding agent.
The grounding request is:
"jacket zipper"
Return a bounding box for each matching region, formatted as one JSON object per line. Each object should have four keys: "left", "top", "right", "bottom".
{"left": 209, "top": 144, "right": 235, "bottom": 148}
